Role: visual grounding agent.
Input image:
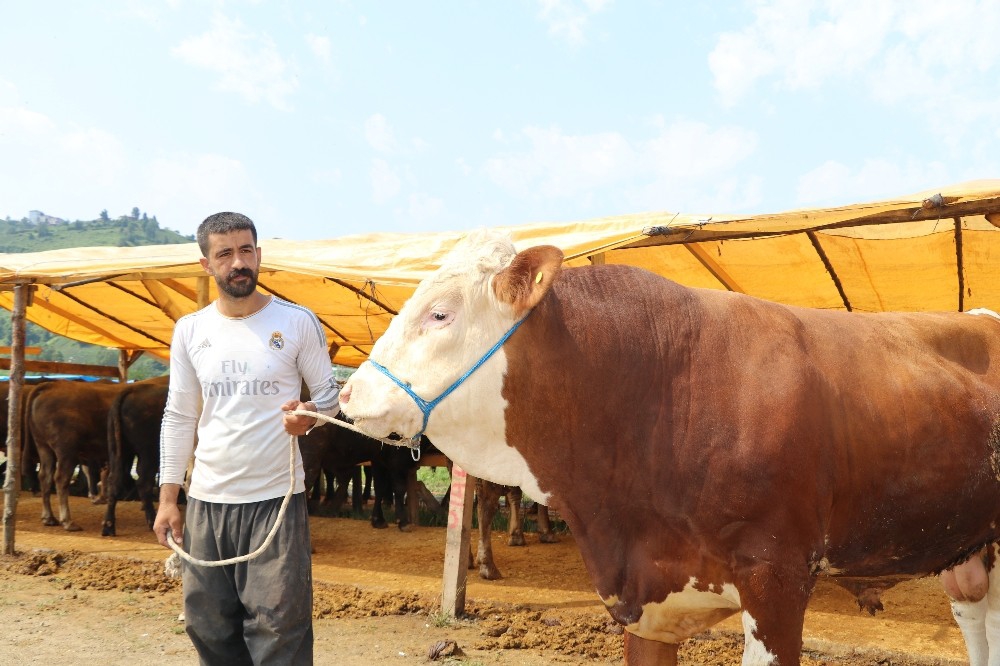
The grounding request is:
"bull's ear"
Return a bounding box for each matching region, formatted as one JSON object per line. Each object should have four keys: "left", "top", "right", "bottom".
{"left": 493, "top": 245, "right": 564, "bottom": 315}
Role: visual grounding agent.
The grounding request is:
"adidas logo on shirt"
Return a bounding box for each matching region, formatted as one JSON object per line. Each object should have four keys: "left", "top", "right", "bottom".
{"left": 197, "top": 338, "right": 212, "bottom": 349}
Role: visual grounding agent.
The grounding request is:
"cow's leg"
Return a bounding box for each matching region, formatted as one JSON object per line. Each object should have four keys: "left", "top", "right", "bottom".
{"left": 102, "top": 452, "right": 126, "bottom": 536}
{"left": 735, "top": 563, "right": 813, "bottom": 666}
{"left": 942, "top": 549, "right": 990, "bottom": 666}
{"left": 137, "top": 455, "right": 158, "bottom": 530}
{"left": 101, "top": 493, "right": 118, "bottom": 537}
{"left": 362, "top": 465, "right": 373, "bottom": 504}
{"left": 35, "top": 446, "right": 58, "bottom": 527}
{"left": 350, "top": 465, "right": 363, "bottom": 513}
{"left": 327, "top": 471, "right": 351, "bottom": 514}
{"left": 87, "top": 464, "right": 108, "bottom": 504}
{"left": 392, "top": 466, "right": 412, "bottom": 532}
{"left": 370, "top": 463, "right": 389, "bottom": 529}
{"left": 536, "top": 504, "right": 559, "bottom": 543}
{"left": 476, "top": 479, "right": 503, "bottom": 580}
{"left": 54, "top": 457, "right": 82, "bottom": 531}
{"left": 507, "top": 487, "right": 525, "bottom": 546}
{"left": 623, "top": 631, "right": 678, "bottom": 665}
{"left": 984, "top": 543, "right": 1000, "bottom": 665}
{"left": 323, "top": 467, "right": 339, "bottom": 505}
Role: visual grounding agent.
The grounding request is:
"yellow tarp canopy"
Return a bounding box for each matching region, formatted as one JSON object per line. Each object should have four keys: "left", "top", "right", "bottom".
{"left": 2, "top": 179, "right": 1000, "bottom": 368}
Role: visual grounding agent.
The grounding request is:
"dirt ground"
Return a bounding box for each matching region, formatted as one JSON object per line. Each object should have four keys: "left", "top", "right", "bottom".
{"left": 0, "top": 492, "right": 972, "bottom": 665}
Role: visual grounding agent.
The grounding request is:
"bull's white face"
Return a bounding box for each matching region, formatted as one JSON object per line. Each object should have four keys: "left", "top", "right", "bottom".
{"left": 341, "top": 230, "right": 553, "bottom": 499}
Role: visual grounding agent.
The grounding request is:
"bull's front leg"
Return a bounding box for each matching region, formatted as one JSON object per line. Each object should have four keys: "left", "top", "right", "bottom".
{"left": 54, "top": 458, "right": 83, "bottom": 531}
{"left": 734, "top": 561, "right": 814, "bottom": 665}
{"left": 624, "top": 632, "right": 678, "bottom": 666}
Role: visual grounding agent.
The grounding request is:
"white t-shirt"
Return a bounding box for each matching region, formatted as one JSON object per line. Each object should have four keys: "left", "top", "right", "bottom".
{"left": 159, "top": 297, "right": 341, "bottom": 503}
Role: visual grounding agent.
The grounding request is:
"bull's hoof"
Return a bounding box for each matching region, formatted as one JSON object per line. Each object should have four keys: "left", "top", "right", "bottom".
{"left": 42, "top": 517, "right": 59, "bottom": 527}
{"left": 538, "top": 533, "right": 559, "bottom": 544}
{"left": 101, "top": 522, "right": 116, "bottom": 537}
{"left": 90, "top": 496, "right": 107, "bottom": 506}
{"left": 508, "top": 534, "right": 526, "bottom": 547}
{"left": 371, "top": 519, "right": 388, "bottom": 529}
{"left": 396, "top": 522, "right": 414, "bottom": 533}
{"left": 478, "top": 564, "right": 502, "bottom": 580}
{"left": 63, "top": 521, "right": 83, "bottom": 532}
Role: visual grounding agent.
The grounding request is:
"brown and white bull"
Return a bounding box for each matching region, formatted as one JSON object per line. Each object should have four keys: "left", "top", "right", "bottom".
{"left": 339, "top": 229, "right": 1000, "bottom": 665}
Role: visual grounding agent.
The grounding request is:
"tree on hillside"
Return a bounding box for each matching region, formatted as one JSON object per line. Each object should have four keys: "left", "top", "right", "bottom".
{"left": 100, "top": 209, "right": 110, "bottom": 222}
{"left": 131, "top": 207, "right": 140, "bottom": 220}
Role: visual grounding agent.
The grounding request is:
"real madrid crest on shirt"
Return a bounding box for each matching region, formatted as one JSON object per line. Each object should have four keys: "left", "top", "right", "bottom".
{"left": 269, "top": 331, "right": 285, "bottom": 351}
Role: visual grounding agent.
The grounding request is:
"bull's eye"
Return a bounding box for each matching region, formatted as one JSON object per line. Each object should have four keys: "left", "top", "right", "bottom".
{"left": 423, "top": 308, "right": 454, "bottom": 330}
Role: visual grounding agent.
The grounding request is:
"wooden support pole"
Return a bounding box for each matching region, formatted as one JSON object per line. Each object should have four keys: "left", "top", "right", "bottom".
{"left": 117, "top": 349, "right": 145, "bottom": 383}
{"left": 3, "top": 284, "right": 31, "bottom": 555}
{"left": 441, "top": 464, "right": 475, "bottom": 617}
{"left": 197, "top": 276, "right": 210, "bottom": 309}
{"left": 0, "top": 358, "right": 122, "bottom": 377}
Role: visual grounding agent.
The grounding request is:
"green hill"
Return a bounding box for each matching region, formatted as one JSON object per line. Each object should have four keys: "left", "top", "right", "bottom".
{"left": 0, "top": 210, "right": 193, "bottom": 253}
{"left": 0, "top": 210, "right": 191, "bottom": 378}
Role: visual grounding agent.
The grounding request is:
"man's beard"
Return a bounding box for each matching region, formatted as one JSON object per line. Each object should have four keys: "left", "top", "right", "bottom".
{"left": 216, "top": 268, "right": 259, "bottom": 299}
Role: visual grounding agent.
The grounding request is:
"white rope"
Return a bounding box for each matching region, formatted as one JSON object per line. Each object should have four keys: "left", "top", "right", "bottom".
{"left": 165, "top": 409, "right": 405, "bottom": 569}
{"left": 166, "top": 428, "right": 298, "bottom": 568}
{"left": 293, "top": 409, "right": 410, "bottom": 445}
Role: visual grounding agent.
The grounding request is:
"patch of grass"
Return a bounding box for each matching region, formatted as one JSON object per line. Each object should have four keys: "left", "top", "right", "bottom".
{"left": 416, "top": 467, "right": 452, "bottom": 496}
{"left": 428, "top": 609, "right": 453, "bottom": 627}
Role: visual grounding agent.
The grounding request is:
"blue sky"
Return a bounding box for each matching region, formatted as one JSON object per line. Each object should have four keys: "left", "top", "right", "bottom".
{"left": 2, "top": 1, "right": 998, "bottom": 242}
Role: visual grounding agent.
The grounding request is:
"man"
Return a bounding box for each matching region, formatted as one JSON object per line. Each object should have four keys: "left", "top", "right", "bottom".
{"left": 153, "top": 211, "right": 340, "bottom": 665}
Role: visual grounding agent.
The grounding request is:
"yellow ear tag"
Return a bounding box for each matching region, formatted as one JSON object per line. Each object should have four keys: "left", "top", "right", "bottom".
{"left": 535, "top": 271, "right": 543, "bottom": 284}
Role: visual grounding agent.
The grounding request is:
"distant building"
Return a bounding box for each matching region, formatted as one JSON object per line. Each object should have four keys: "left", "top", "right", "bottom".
{"left": 28, "top": 210, "right": 65, "bottom": 225}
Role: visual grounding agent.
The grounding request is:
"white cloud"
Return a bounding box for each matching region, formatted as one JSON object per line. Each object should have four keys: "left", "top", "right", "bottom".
{"left": 0, "top": 101, "right": 260, "bottom": 232}
{"left": 172, "top": 13, "right": 298, "bottom": 111}
{"left": 535, "top": 0, "right": 612, "bottom": 45}
{"left": 311, "top": 168, "right": 342, "bottom": 186}
{"left": 795, "top": 158, "right": 951, "bottom": 208}
{"left": 0, "top": 104, "right": 127, "bottom": 219}
{"left": 485, "top": 126, "right": 634, "bottom": 199}
{"left": 709, "top": 0, "right": 895, "bottom": 106}
{"left": 483, "top": 120, "right": 759, "bottom": 213}
{"left": 140, "top": 153, "right": 255, "bottom": 232}
{"left": 370, "top": 158, "right": 401, "bottom": 204}
{"left": 408, "top": 192, "right": 444, "bottom": 222}
{"left": 709, "top": 0, "right": 1000, "bottom": 131}
{"left": 305, "top": 33, "right": 332, "bottom": 65}
{"left": 364, "top": 114, "right": 396, "bottom": 153}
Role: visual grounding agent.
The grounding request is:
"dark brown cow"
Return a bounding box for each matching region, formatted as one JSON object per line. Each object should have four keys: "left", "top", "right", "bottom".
{"left": 101, "top": 376, "right": 169, "bottom": 537}
{"left": 299, "top": 414, "right": 369, "bottom": 516}
{"left": 299, "top": 414, "right": 429, "bottom": 530}
{"left": 25, "top": 380, "right": 129, "bottom": 530}
{"left": 339, "top": 230, "right": 1000, "bottom": 665}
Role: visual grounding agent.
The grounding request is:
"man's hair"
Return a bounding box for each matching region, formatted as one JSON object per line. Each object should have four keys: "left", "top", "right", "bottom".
{"left": 196, "top": 212, "right": 258, "bottom": 256}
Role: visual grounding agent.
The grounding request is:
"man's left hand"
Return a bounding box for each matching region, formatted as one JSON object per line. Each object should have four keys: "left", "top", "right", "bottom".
{"left": 281, "top": 400, "right": 319, "bottom": 436}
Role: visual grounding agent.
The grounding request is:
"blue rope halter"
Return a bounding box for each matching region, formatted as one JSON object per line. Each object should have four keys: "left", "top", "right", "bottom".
{"left": 368, "top": 315, "right": 528, "bottom": 459}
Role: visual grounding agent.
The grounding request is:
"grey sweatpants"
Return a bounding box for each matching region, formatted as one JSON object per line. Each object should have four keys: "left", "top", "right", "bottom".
{"left": 182, "top": 492, "right": 313, "bottom": 666}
